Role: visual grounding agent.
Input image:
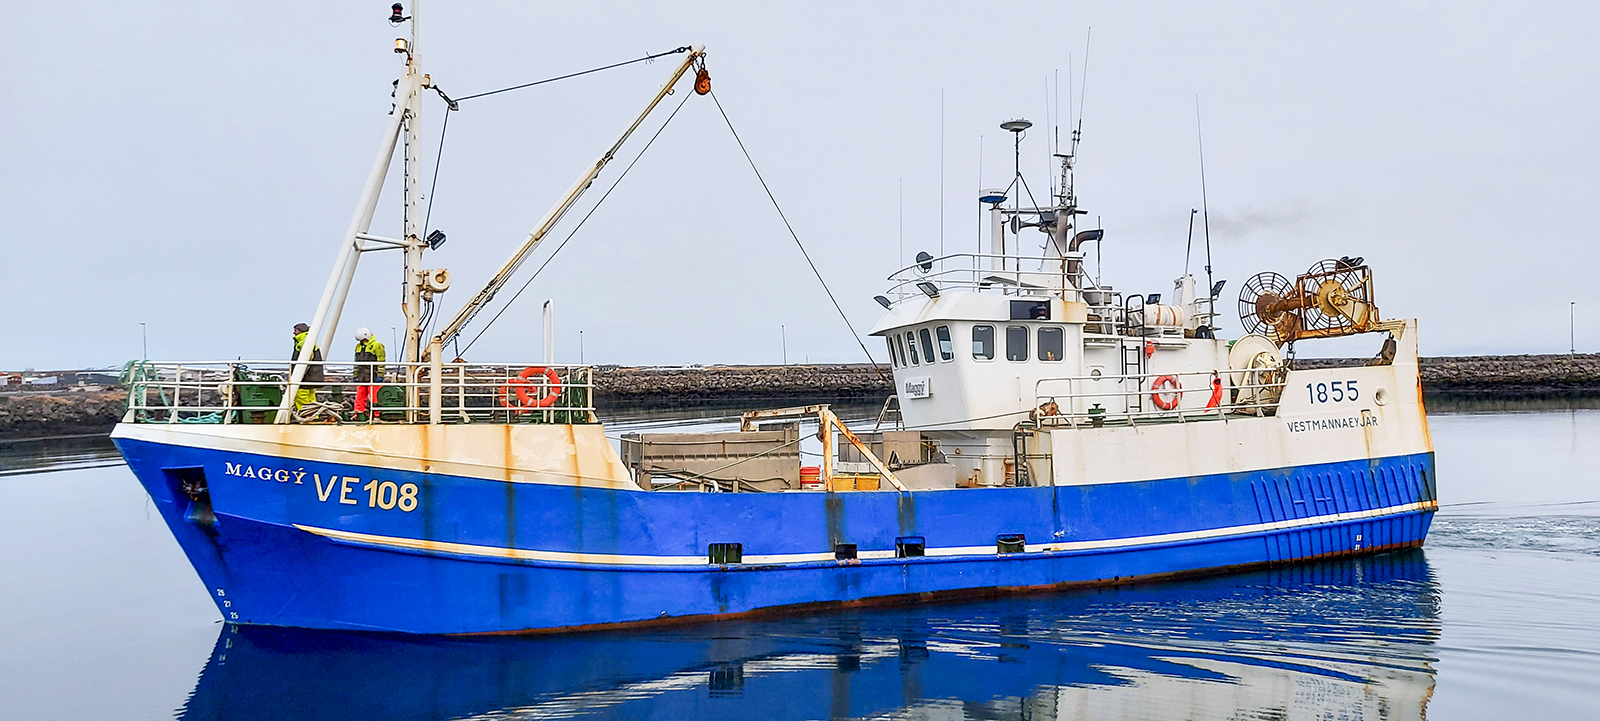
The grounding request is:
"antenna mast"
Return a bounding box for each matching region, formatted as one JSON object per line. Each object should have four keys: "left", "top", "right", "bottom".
{"left": 1196, "top": 96, "right": 1217, "bottom": 330}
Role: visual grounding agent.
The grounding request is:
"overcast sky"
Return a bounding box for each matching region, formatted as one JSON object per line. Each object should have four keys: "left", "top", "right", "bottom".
{"left": 5, "top": 2, "right": 1596, "bottom": 369}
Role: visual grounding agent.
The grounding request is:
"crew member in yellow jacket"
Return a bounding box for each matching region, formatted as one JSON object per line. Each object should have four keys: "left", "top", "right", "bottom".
{"left": 352, "top": 327, "right": 386, "bottom": 421}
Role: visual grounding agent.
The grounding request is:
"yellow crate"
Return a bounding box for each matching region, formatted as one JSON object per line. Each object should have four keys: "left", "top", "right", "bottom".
{"left": 832, "top": 474, "right": 880, "bottom": 491}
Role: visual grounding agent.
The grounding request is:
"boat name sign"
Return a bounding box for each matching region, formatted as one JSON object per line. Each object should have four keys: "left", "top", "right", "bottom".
{"left": 223, "top": 462, "right": 420, "bottom": 512}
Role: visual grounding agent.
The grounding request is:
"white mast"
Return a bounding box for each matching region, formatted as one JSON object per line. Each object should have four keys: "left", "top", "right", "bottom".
{"left": 278, "top": 4, "right": 424, "bottom": 423}
{"left": 400, "top": 1, "right": 426, "bottom": 417}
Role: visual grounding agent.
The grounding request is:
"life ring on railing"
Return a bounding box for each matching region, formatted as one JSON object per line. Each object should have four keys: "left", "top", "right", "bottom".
{"left": 1151, "top": 375, "right": 1182, "bottom": 410}
{"left": 498, "top": 366, "right": 562, "bottom": 412}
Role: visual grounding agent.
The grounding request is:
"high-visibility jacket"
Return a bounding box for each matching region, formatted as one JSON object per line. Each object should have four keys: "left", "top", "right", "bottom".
{"left": 353, "top": 338, "right": 386, "bottom": 382}
{"left": 292, "top": 331, "right": 325, "bottom": 383}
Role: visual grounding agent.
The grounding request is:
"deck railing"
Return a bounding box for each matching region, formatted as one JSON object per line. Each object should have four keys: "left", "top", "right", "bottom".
{"left": 121, "top": 360, "right": 595, "bottom": 426}
{"left": 1032, "top": 368, "right": 1285, "bottom": 428}
{"left": 882, "top": 252, "right": 1221, "bottom": 334}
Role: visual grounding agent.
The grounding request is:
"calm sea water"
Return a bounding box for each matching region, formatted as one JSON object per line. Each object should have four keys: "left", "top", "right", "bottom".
{"left": 3, "top": 406, "right": 1598, "bottom": 720}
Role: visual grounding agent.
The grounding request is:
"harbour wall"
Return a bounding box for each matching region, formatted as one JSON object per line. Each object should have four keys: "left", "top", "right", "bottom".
{"left": 5, "top": 355, "right": 1600, "bottom": 439}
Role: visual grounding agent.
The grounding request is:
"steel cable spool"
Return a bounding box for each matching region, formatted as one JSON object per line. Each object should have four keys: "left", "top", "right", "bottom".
{"left": 1300, "top": 258, "right": 1375, "bottom": 334}
{"left": 1237, "top": 271, "right": 1295, "bottom": 343}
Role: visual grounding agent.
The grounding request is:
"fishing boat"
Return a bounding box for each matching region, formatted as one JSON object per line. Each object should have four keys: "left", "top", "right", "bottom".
{"left": 111, "top": 6, "right": 1436, "bottom": 635}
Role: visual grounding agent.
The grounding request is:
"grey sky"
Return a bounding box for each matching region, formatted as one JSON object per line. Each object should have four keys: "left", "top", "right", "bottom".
{"left": 5, "top": 2, "right": 1596, "bottom": 369}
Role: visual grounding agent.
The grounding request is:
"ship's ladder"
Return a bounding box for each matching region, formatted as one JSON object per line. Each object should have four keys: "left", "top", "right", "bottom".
{"left": 1120, "top": 338, "right": 1144, "bottom": 413}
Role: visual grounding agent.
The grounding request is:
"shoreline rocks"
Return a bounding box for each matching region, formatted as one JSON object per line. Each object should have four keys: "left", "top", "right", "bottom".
{"left": 7, "top": 354, "right": 1600, "bottom": 439}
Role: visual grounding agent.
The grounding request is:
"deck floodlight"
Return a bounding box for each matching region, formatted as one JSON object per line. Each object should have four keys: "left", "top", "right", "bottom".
{"left": 915, "top": 251, "right": 934, "bottom": 273}
{"left": 426, "top": 229, "right": 447, "bottom": 250}
{"left": 1209, "top": 279, "right": 1227, "bottom": 298}
{"left": 1146, "top": 293, "right": 1161, "bottom": 305}
{"left": 916, "top": 281, "right": 940, "bottom": 298}
{"left": 979, "top": 188, "right": 1007, "bottom": 205}
{"left": 873, "top": 295, "right": 893, "bottom": 309}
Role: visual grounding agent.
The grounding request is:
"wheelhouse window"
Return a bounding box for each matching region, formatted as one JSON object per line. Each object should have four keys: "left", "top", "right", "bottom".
{"left": 1006, "top": 325, "right": 1028, "bottom": 361}
{"left": 936, "top": 326, "right": 954, "bottom": 360}
{"left": 905, "top": 331, "right": 920, "bottom": 365}
{"left": 972, "top": 325, "right": 995, "bottom": 360}
{"left": 1037, "top": 327, "right": 1064, "bottom": 361}
{"left": 896, "top": 335, "right": 909, "bottom": 367}
{"left": 918, "top": 328, "right": 936, "bottom": 364}
{"left": 885, "top": 337, "right": 899, "bottom": 368}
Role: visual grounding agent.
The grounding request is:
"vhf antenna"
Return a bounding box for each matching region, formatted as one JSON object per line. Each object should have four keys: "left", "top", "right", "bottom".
{"left": 1184, "top": 208, "right": 1198, "bottom": 275}
{"left": 1070, "top": 28, "right": 1091, "bottom": 160}
{"left": 1195, "top": 95, "right": 1217, "bottom": 330}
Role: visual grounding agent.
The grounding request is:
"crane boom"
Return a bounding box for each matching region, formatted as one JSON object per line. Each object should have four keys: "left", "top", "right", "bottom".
{"left": 434, "top": 45, "right": 705, "bottom": 351}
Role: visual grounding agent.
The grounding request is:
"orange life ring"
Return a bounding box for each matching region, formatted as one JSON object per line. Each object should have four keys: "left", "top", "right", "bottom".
{"left": 498, "top": 366, "right": 562, "bottom": 412}
{"left": 1151, "top": 375, "right": 1182, "bottom": 410}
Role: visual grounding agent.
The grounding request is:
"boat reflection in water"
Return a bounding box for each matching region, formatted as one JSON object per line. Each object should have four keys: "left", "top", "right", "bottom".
{"left": 179, "top": 551, "right": 1438, "bottom": 720}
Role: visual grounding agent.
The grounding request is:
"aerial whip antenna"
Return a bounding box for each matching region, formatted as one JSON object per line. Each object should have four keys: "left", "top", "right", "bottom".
{"left": 1184, "top": 208, "right": 1198, "bottom": 275}
{"left": 1196, "top": 95, "right": 1217, "bottom": 328}
{"left": 1070, "top": 28, "right": 1091, "bottom": 159}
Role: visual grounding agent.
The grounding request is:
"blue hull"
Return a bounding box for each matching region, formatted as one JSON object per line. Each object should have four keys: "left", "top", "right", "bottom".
{"left": 114, "top": 435, "right": 1435, "bottom": 634}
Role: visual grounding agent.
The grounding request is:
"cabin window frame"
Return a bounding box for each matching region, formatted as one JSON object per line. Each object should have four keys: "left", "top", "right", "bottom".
{"left": 917, "top": 328, "right": 936, "bottom": 364}
{"left": 896, "top": 335, "right": 909, "bottom": 367}
{"left": 886, "top": 337, "right": 899, "bottom": 368}
{"left": 1005, "top": 325, "right": 1029, "bottom": 362}
{"left": 1037, "top": 326, "right": 1065, "bottom": 362}
{"left": 905, "top": 331, "right": 920, "bottom": 366}
{"left": 935, "top": 325, "right": 954, "bottom": 361}
{"left": 972, "top": 325, "right": 996, "bottom": 361}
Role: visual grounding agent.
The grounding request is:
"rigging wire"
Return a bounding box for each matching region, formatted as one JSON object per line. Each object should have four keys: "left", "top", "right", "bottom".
{"left": 454, "top": 47, "right": 692, "bottom": 103}
{"left": 422, "top": 106, "right": 451, "bottom": 239}
{"left": 457, "top": 90, "right": 694, "bottom": 355}
{"left": 706, "top": 90, "right": 886, "bottom": 378}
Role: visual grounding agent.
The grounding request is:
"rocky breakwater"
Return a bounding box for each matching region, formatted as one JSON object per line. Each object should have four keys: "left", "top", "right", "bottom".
{"left": 1418, "top": 353, "right": 1600, "bottom": 396}
{"left": 1296, "top": 353, "right": 1600, "bottom": 396}
{"left": 0, "top": 390, "right": 128, "bottom": 439}
{"left": 592, "top": 364, "right": 892, "bottom": 406}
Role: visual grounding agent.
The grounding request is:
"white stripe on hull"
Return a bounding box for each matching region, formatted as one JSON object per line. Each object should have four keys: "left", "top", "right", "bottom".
{"left": 293, "top": 499, "right": 1435, "bottom": 567}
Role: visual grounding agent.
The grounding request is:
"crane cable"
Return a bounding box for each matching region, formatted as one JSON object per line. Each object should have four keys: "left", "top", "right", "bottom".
{"left": 706, "top": 91, "right": 886, "bottom": 379}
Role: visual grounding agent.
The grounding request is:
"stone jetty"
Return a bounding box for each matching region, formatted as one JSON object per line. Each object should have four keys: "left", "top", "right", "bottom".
{"left": 6, "top": 355, "right": 1600, "bottom": 439}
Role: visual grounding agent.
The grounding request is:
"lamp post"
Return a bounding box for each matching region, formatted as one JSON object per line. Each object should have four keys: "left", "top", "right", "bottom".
{"left": 140, "top": 322, "right": 147, "bottom": 360}
{"left": 781, "top": 325, "right": 787, "bottom": 366}
{"left": 579, "top": 330, "right": 584, "bottom": 364}
{"left": 1571, "top": 302, "right": 1576, "bottom": 357}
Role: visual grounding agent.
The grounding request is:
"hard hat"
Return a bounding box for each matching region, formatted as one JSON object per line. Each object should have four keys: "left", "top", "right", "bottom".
{"left": 355, "top": 327, "right": 372, "bottom": 341}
